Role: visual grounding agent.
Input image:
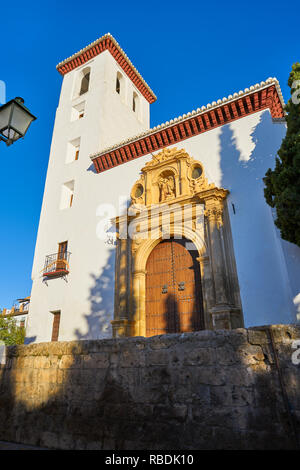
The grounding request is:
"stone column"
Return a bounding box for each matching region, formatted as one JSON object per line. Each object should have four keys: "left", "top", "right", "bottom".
{"left": 205, "top": 199, "right": 228, "bottom": 302}
{"left": 111, "top": 237, "right": 134, "bottom": 337}
{"left": 178, "top": 157, "right": 189, "bottom": 196}
{"left": 203, "top": 192, "right": 236, "bottom": 329}
{"left": 132, "top": 269, "right": 147, "bottom": 337}
{"left": 119, "top": 238, "right": 127, "bottom": 316}
{"left": 145, "top": 172, "right": 153, "bottom": 206}
{"left": 196, "top": 255, "right": 212, "bottom": 330}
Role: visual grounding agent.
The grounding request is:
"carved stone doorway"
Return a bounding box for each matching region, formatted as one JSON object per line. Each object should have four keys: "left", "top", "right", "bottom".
{"left": 145, "top": 238, "right": 204, "bottom": 337}
{"left": 111, "top": 147, "right": 244, "bottom": 338}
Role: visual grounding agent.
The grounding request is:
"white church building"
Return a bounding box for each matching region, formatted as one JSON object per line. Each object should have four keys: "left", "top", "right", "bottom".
{"left": 26, "top": 33, "right": 300, "bottom": 344}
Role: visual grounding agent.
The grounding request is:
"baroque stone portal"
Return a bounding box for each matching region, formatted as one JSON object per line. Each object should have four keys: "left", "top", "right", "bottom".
{"left": 112, "top": 147, "right": 244, "bottom": 337}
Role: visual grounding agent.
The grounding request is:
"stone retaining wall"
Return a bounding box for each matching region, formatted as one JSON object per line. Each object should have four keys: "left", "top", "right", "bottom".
{"left": 0, "top": 325, "right": 299, "bottom": 449}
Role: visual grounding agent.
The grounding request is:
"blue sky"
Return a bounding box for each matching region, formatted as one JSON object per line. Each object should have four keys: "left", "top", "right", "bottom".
{"left": 0, "top": 0, "right": 299, "bottom": 309}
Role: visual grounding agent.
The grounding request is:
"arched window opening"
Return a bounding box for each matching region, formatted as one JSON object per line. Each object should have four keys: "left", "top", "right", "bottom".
{"left": 116, "top": 76, "right": 121, "bottom": 94}
{"left": 116, "top": 72, "right": 124, "bottom": 98}
{"left": 79, "top": 69, "right": 90, "bottom": 96}
{"left": 133, "top": 92, "right": 138, "bottom": 113}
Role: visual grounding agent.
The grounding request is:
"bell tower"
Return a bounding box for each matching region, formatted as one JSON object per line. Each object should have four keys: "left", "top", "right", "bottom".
{"left": 55, "top": 33, "right": 156, "bottom": 156}
{"left": 27, "top": 34, "right": 156, "bottom": 343}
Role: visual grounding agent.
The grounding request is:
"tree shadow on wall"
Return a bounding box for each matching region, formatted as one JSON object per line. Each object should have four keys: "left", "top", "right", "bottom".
{"left": 160, "top": 239, "right": 204, "bottom": 334}
{"left": 74, "top": 248, "right": 116, "bottom": 340}
{"left": 163, "top": 279, "right": 203, "bottom": 334}
{"left": 164, "top": 293, "right": 180, "bottom": 334}
{"left": 218, "top": 111, "right": 292, "bottom": 326}
{"left": 219, "top": 110, "right": 285, "bottom": 220}
{"left": 86, "top": 162, "right": 98, "bottom": 173}
{"left": 24, "top": 336, "right": 37, "bottom": 345}
{"left": 74, "top": 196, "right": 130, "bottom": 340}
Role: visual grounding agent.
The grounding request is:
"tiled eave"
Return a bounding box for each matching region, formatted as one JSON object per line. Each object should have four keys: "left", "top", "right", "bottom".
{"left": 56, "top": 33, "right": 156, "bottom": 104}
{"left": 90, "top": 79, "right": 285, "bottom": 174}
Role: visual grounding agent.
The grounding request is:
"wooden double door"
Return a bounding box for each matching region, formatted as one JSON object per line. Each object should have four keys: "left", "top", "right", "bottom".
{"left": 145, "top": 238, "right": 204, "bottom": 337}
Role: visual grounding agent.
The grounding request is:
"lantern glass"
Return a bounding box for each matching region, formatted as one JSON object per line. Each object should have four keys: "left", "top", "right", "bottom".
{"left": 0, "top": 102, "right": 13, "bottom": 134}
{"left": 11, "top": 101, "right": 36, "bottom": 137}
{"left": 0, "top": 98, "right": 36, "bottom": 144}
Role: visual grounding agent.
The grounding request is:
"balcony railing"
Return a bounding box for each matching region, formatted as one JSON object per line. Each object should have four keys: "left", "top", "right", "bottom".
{"left": 43, "top": 251, "right": 71, "bottom": 278}
{"left": 2, "top": 307, "right": 29, "bottom": 316}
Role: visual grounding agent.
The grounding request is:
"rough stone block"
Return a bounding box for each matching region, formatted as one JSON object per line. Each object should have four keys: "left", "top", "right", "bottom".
{"left": 210, "top": 385, "right": 233, "bottom": 406}
{"left": 146, "top": 349, "right": 170, "bottom": 366}
{"left": 119, "top": 350, "right": 145, "bottom": 368}
{"left": 236, "top": 345, "right": 266, "bottom": 365}
{"left": 0, "top": 325, "right": 299, "bottom": 450}
{"left": 82, "top": 353, "right": 110, "bottom": 369}
{"left": 182, "top": 347, "right": 216, "bottom": 366}
{"left": 193, "top": 366, "right": 226, "bottom": 386}
{"left": 248, "top": 328, "right": 269, "bottom": 345}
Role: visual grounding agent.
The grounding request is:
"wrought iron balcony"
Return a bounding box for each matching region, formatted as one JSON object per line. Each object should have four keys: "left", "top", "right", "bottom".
{"left": 43, "top": 251, "right": 71, "bottom": 278}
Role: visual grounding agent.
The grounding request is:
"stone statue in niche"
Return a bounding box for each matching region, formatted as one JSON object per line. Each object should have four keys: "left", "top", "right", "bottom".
{"left": 158, "top": 175, "right": 175, "bottom": 202}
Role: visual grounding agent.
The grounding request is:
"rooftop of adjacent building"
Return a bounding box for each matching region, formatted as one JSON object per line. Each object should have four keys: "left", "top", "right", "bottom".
{"left": 1, "top": 297, "right": 30, "bottom": 317}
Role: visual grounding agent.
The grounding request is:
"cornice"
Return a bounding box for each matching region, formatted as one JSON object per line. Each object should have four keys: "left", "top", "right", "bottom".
{"left": 56, "top": 33, "right": 156, "bottom": 104}
{"left": 90, "top": 78, "right": 285, "bottom": 174}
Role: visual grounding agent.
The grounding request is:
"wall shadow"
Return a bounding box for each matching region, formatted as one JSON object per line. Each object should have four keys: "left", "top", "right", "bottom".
{"left": 161, "top": 238, "right": 204, "bottom": 334}
{"left": 24, "top": 336, "right": 36, "bottom": 345}
{"left": 218, "top": 112, "right": 292, "bottom": 326}
{"left": 74, "top": 248, "right": 115, "bottom": 340}
{"left": 164, "top": 293, "right": 180, "bottom": 333}
{"left": 86, "top": 163, "right": 98, "bottom": 173}
{"left": 0, "top": 324, "right": 299, "bottom": 450}
{"left": 147, "top": 238, "right": 204, "bottom": 336}
{"left": 180, "top": 238, "right": 205, "bottom": 333}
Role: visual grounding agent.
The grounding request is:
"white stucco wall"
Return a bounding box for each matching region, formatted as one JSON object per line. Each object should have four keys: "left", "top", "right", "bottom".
{"left": 26, "top": 61, "right": 300, "bottom": 343}
{"left": 141, "top": 110, "right": 299, "bottom": 328}
{"left": 26, "top": 51, "right": 151, "bottom": 343}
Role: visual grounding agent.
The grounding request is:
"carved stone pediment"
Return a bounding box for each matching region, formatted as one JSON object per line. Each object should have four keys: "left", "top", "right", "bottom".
{"left": 129, "top": 147, "right": 226, "bottom": 207}
{"left": 143, "top": 147, "right": 181, "bottom": 167}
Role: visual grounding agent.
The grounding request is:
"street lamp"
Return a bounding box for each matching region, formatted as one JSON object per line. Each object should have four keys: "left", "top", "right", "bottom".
{"left": 0, "top": 97, "right": 36, "bottom": 146}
